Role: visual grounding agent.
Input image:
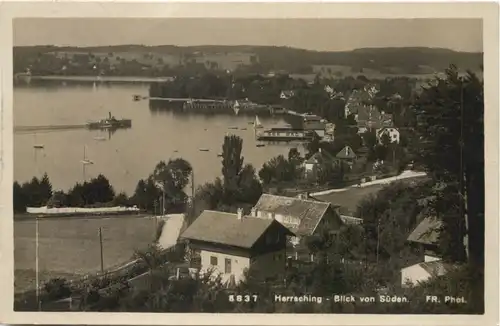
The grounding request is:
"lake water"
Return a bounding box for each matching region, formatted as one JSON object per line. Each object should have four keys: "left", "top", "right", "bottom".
{"left": 14, "top": 82, "right": 301, "bottom": 195}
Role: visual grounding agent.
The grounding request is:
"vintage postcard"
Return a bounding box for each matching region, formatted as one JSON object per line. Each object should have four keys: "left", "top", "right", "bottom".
{"left": 0, "top": 1, "right": 498, "bottom": 326}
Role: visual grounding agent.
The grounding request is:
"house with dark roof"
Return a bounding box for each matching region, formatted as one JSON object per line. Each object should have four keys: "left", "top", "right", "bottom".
{"left": 376, "top": 127, "right": 400, "bottom": 144}
{"left": 336, "top": 145, "right": 357, "bottom": 166}
{"left": 302, "top": 148, "right": 339, "bottom": 178}
{"left": 180, "top": 209, "right": 294, "bottom": 285}
{"left": 251, "top": 194, "right": 344, "bottom": 248}
{"left": 406, "top": 214, "right": 442, "bottom": 263}
{"left": 398, "top": 213, "right": 459, "bottom": 287}
{"left": 356, "top": 105, "right": 393, "bottom": 133}
{"left": 280, "top": 90, "right": 295, "bottom": 99}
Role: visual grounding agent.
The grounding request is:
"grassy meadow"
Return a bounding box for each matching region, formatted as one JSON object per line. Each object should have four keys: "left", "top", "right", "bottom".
{"left": 14, "top": 215, "right": 158, "bottom": 293}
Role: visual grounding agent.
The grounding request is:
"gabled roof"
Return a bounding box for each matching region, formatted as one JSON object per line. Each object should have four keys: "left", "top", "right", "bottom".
{"left": 281, "top": 90, "right": 295, "bottom": 96}
{"left": 180, "top": 210, "right": 294, "bottom": 249}
{"left": 336, "top": 146, "right": 357, "bottom": 160}
{"left": 304, "top": 150, "right": 336, "bottom": 165}
{"left": 253, "top": 194, "right": 337, "bottom": 236}
{"left": 418, "top": 260, "right": 454, "bottom": 276}
{"left": 407, "top": 216, "right": 442, "bottom": 245}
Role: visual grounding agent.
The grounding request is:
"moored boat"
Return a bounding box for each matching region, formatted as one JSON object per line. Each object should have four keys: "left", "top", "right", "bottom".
{"left": 256, "top": 128, "right": 314, "bottom": 142}
{"left": 86, "top": 112, "right": 132, "bottom": 130}
{"left": 254, "top": 115, "right": 264, "bottom": 129}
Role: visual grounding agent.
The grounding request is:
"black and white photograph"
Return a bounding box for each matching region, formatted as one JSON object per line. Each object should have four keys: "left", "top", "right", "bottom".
{"left": 1, "top": 2, "right": 498, "bottom": 324}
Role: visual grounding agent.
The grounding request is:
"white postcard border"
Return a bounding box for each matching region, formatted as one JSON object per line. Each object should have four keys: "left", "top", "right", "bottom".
{"left": 0, "top": 1, "right": 498, "bottom": 326}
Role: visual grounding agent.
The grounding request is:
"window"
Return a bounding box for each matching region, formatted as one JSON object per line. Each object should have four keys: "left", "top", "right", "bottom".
{"left": 210, "top": 256, "right": 218, "bottom": 266}
{"left": 225, "top": 258, "right": 232, "bottom": 273}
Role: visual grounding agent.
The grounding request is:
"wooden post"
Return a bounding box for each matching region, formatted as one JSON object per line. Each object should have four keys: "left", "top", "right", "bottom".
{"left": 99, "top": 227, "right": 104, "bottom": 273}
{"left": 191, "top": 171, "right": 195, "bottom": 216}
{"left": 35, "top": 216, "right": 41, "bottom": 311}
{"left": 376, "top": 219, "right": 380, "bottom": 264}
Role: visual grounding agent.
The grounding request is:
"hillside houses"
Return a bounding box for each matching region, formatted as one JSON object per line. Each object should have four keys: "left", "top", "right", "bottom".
{"left": 251, "top": 194, "right": 344, "bottom": 242}
{"left": 400, "top": 213, "right": 458, "bottom": 287}
{"left": 280, "top": 90, "right": 295, "bottom": 99}
{"left": 336, "top": 145, "right": 357, "bottom": 167}
{"left": 180, "top": 186, "right": 374, "bottom": 282}
{"left": 302, "top": 148, "right": 339, "bottom": 178}
{"left": 377, "top": 127, "right": 400, "bottom": 144}
{"left": 356, "top": 105, "right": 394, "bottom": 133}
{"left": 343, "top": 84, "right": 396, "bottom": 134}
{"left": 180, "top": 209, "right": 294, "bottom": 285}
{"left": 344, "top": 84, "right": 379, "bottom": 117}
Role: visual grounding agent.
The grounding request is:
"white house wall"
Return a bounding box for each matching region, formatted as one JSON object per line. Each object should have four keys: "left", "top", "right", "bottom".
{"left": 424, "top": 255, "right": 442, "bottom": 263}
{"left": 400, "top": 265, "right": 430, "bottom": 288}
{"left": 199, "top": 249, "right": 250, "bottom": 284}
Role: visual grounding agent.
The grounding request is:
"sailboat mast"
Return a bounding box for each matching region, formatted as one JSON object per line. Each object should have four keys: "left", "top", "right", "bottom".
{"left": 35, "top": 216, "right": 40, "bottom": 310}
{"left": 82, "top": 145, "right": 87, "bottom": 181}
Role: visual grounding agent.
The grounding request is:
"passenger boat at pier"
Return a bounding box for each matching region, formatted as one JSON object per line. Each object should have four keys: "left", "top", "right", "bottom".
{"left": 182, "top": 99, "right": 234, "bottom": 111}
{"left": 256, "top": 128, "right": 314, "bottom": 142}
{"left": 86, "top": 112, "right": 132, "bottom": 130}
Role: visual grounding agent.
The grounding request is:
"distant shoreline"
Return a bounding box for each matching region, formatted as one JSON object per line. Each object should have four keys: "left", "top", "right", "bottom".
{"left": 15, "top": 75, "right": 174, "bottom": 83}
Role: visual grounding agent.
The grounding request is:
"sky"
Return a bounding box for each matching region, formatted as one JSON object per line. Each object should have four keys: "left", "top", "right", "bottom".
{"left": 14, "top": 18, "right": 483, "bottom": 52}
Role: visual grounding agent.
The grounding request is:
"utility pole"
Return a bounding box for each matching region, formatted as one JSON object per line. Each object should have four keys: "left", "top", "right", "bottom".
{"left": 35, "top": 216, "right": 41, "bottom": 311}
{"left": 191, "top": 171, "right": 195, "bottom": 216}
{"left": 98, "top": 227, "right": 104, "bottom": 273}
{"left": 376, "top": 219, "right": 380, "bottom": 264}
{"left": 460, "top": 80, "right": 469, "bottom": 260}
{"left": 162, "top": 189, "right": 166, "bottom": 216}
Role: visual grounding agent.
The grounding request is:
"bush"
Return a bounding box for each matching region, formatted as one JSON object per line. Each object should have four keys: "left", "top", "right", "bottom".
{"left": 43, "top": 278, "right": 71, "bottom": 301}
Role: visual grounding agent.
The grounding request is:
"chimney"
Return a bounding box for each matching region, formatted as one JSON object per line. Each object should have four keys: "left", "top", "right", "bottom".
{"left": 237, "top": 208, "right": 244, "bottom": 220}
{"left": 318, "top": 148, "right": 322, "bottom": 153}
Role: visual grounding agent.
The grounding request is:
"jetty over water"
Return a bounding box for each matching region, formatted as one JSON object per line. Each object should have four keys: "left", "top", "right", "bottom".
{"left": 148, "top": 97, "right": 227, "bottom": 103}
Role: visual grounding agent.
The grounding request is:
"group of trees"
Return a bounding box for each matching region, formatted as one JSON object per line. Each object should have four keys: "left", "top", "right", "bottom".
{"left": 13, "top": 173, "right": 119, "bottom": 212}
{"left": 13, "top": 173, "right": 53, "bottom": 212}
{"left": 412, "top": 65, "right": 484, "bottom": 309}
{"left": 189, "top": 135, "right": 262, "bottom": 221}
{"left": 13, "top": 158, "right": 194, "bottom": 215}
{"left": 131, "top": 158, "right": 193, "bottom": 214}
{"left": 258, "top": 148, "right": 303, "bottom": 186}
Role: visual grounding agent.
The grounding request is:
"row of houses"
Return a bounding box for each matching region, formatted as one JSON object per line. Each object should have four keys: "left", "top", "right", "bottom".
{"left": 179, "top": 191, "right": 446, "bottom": 288}
{"left": 280, "top": 84, "right": 401, "bottom": 145}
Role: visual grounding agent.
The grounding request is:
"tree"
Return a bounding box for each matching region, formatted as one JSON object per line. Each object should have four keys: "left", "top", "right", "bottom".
{"left": 305, "top": 134, "right": 321, "bottom": 159}
{"left": 67, "top": 182, "right": 86, "bottom": 207}
{"left": 221, "top": 135, "right": 244, "bottom": 199}
{"left": 413, "top": 65, "right": 484, "bottom": 274}
{"left": 315, "top": 162, "right": 337, "bottom": 185}
{"left": 131, "top": 178, "right": 161, "bottom": 212}
{"left": 113, "top": 192, "right": 130, "bottom": 206}
{"left": 86, "top": 174, "right": 115, "bottom": 204}
{"left": 13, "top": 182, "right": 27, "bottom": 213}
{"left": 362, "top": 130, "right": 378, "bottom": 149}
{"left": 152, "top": 158, "right": 193, "bottom": 211}
{"left": 47, "top": 190, "right": 68, "bottom": 208}
{"left": 220, "top": 135, "right": 262, "bottom": 204}
{"left": 258, "top": 155, "right": 292, "bottom": 185}
{"left": 39, "top": 173, "right": 53, "bottom": 205}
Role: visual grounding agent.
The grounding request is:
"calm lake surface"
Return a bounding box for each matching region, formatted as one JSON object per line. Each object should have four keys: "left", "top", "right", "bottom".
{"left": 14, "top": 82, "right": 300, "bottom": 194}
